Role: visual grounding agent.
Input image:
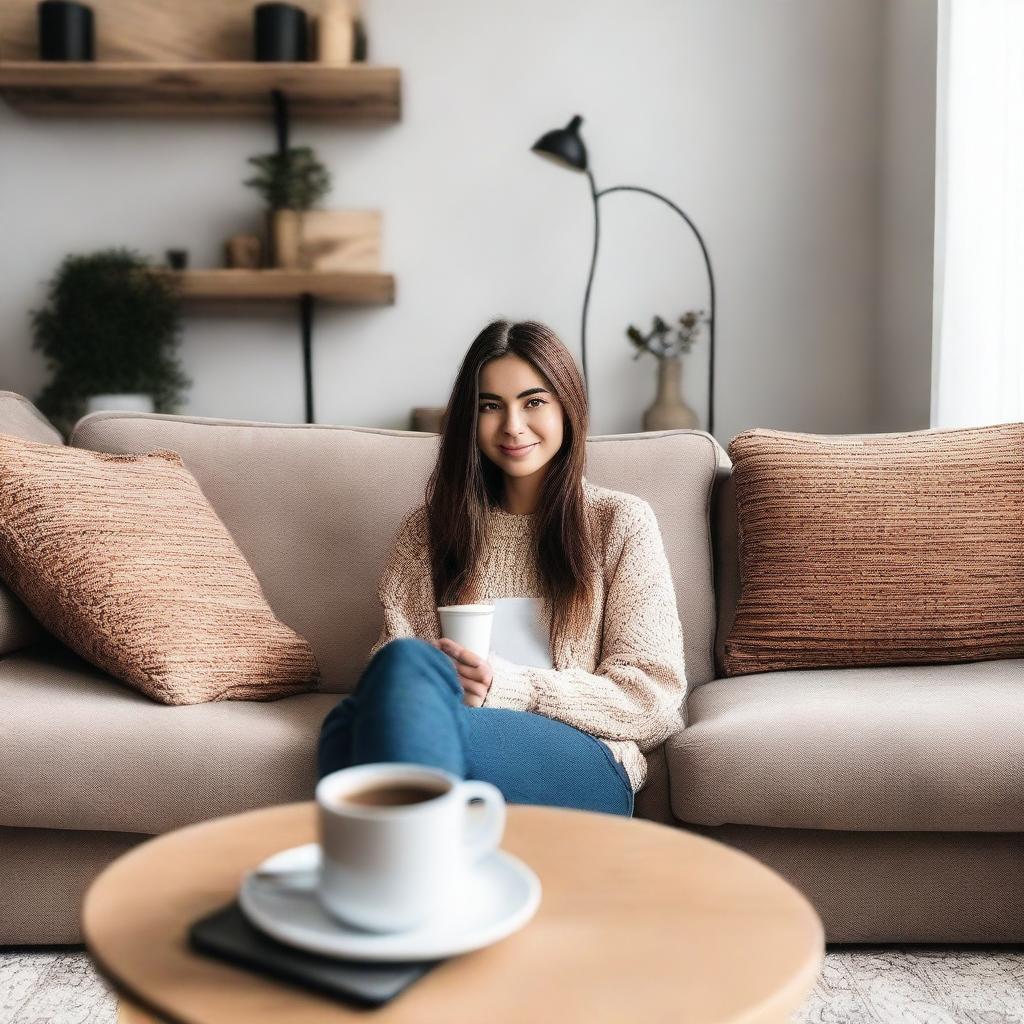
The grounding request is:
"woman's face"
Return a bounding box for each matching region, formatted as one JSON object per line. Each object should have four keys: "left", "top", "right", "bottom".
{"left": 476, "top": 354, "right": 565, "bottom": 482}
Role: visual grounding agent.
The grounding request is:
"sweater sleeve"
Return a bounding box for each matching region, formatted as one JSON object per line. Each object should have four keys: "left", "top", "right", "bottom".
{"left": 366, "top": 508, "right": 441, "bottom": 662}
{"left": 482, "top": 500, "right": 687, "bottom": 752}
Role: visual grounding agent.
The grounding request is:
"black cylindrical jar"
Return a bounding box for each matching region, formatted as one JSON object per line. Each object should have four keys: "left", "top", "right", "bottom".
{"left": 254, "top": 3, "right": 308, "bottom": 62}
{"left": 38, "top": 0, "right": 95, "bottom": 61}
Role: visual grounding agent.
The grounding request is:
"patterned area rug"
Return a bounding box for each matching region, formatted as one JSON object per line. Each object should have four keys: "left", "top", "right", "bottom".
{"left": 3, "top": 946, "right": 1024, "bottom": 1022}
{"left": 798, "top": 947, "right": 1024, "bottom": 1023}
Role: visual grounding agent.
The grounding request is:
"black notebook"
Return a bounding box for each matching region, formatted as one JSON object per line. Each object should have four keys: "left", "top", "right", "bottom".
{"left": 189, "top": 901, "right": 443, "bottom": 1009}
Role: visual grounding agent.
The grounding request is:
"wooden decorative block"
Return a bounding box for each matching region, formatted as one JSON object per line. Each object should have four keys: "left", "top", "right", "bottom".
{"left": 298, "top": 209, "right": 380, "bottom": 272}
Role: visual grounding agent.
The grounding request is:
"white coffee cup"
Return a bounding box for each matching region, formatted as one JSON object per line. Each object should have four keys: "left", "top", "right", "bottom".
{"left": 314, "top": 763, "right": 506, "bottom": 933}
{"left": 437, "top": 604, "right": 495, "bottom": 660}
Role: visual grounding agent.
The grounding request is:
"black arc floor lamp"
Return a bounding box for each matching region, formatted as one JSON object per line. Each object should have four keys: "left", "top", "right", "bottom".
{"left": 532, "top": 115, "right": 717, "bottom": 436}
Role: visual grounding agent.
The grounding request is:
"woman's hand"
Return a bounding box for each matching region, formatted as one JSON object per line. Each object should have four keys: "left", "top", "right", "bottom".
{"left": 431, "top": 638, "right": 494, "bottom": 707}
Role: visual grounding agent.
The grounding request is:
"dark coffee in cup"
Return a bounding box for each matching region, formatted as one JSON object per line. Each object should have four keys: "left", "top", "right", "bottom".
{"left": 317, "top": 765, "right": 507, "bottom": 932}
{"left": 338, "top": 782, "right": 447, "bottom": 808}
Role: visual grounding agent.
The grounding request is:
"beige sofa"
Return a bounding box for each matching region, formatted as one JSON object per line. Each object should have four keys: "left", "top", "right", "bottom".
{"left": 1, "top": 390, "right": 1021, "bottom": 946}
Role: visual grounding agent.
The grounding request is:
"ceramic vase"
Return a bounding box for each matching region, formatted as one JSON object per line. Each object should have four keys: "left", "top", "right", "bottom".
{"left": 254, "top": 2, "right": 308, "bottom": 61}
{"left": 642, "top": 355, "right": 699, "bottom": 431}
{"left": 38, "top": 1, "right": 94, "bottom": 61}
{"left": 316, "top": 0, "right": 353, "bottom": 63}
{"left": 225, "top": 233, "right": 263, "bottom": 269}
{"left": 270, "top": 209, "right": 302, "bottom": 268}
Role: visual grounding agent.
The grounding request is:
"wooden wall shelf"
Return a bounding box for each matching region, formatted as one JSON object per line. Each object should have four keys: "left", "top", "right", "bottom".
{"left": 1, "top": 1, "right": 401, "bottom": 423}
{"left": 159, "top": 269, "right": 396, "bottom": 304}
{"left": 0, "top": 62, "right": 401, "bottom": 120}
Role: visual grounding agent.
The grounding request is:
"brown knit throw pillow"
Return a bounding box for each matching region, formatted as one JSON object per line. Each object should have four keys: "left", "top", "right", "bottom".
{"left": 0, "top": 433, "right": 319, "bottom": 704}
{"left": 723, "top": 424, "right": 1024, "bottom": 677}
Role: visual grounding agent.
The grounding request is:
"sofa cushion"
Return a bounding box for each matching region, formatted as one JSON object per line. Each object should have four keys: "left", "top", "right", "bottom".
{"left": 0, "top": 433, "right": 319, "bottom": 705}
{"left": 723, "top": 424, "right": 1024, "bottom": 677}
{"left": 669, "top": 657, "right": 1024, "bottom": 831}
{"left": 0, "top": 641, "right": 340, "bottom": 834}
{"left": 71, "top": 412, "right": 725, "bottom": 692}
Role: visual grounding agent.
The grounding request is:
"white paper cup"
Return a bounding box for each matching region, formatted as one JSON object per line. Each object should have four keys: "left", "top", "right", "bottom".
{"left": 315, "top": 763, "right": 506, "bottom": 933}
{"left": 437, "top": 604, "right": 495, "bottom": 660}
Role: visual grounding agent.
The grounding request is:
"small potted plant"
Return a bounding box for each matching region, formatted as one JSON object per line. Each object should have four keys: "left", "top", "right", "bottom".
{"left": 626, "top": 310, "right": 705, "bottom": 431}
{"left": 243, "top": 145, "right": 382, "bottom": 272}
{"left": 32, "top": 248, "right": 190, "bottom": 436}
{"left": 244, "top": 146, "right": 332, "bottom": 268}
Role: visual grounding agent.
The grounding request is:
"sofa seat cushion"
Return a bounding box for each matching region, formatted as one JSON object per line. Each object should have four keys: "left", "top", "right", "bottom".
{"left": 0, "top": 641, "right": 340, "bottom": 835}
{"left": 670, "top": 658, "right": 1024, "bottom": 831}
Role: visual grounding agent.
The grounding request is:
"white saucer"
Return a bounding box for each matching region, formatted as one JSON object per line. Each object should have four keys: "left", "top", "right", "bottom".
{"left": 238, "top": 843, "right": 542, "bottom": 962}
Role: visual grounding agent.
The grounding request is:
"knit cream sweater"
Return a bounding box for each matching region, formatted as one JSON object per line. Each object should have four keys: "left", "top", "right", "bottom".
{"left": 368, "top": 478, "right": 688, "bottom": 792}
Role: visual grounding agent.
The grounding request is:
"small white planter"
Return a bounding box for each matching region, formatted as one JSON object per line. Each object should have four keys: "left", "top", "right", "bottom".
{"left": 85, "top": 393, "right": 155, "bottom": 414}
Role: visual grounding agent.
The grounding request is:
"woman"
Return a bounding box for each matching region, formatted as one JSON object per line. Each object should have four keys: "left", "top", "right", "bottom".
{"left": 317, "top": 320, "right": 687, "bottom": 817}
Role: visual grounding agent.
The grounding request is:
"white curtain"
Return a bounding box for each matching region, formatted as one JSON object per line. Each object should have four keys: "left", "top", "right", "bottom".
{"left": 932, "top": 0, "right": 1024, "bottom": 427}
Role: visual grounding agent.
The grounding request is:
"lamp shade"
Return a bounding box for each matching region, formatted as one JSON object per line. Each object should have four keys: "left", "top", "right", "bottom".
{"left": 531, "top": 115, "right": 588, "bottom": 171}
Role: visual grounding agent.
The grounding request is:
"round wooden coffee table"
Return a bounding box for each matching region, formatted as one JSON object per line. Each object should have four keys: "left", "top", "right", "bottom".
{"left": 84, "top": 802, "right": 823, "bottom": 1023}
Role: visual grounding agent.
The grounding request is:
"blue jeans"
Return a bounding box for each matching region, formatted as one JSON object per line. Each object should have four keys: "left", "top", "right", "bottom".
{"left": 317, "top": 637, "right": 634, "bottom": 817}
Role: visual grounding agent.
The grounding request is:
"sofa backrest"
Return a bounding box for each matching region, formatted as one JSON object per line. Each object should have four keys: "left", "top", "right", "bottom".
{"left": 69, "top": 409, "right": 726, "bottom": 694}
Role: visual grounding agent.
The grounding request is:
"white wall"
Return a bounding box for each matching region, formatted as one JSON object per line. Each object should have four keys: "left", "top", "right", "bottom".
{"left": 0, "top": 0, "right": 935, "bottom": 442}
{"left": 875, "top": 0, "right": 937, "bottom": 431}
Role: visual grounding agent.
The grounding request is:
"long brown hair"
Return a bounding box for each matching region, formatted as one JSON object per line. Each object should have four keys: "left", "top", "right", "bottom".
{"left": 425, "top": 320, "right": 597, "bottom": 650}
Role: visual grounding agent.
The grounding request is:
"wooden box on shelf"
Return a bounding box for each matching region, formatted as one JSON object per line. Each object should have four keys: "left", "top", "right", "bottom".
{"left": 271, "top": 209, "right": 381, "bottom": 272}
{"left": 298, "top": 209, "right": 380, "bottom": 272}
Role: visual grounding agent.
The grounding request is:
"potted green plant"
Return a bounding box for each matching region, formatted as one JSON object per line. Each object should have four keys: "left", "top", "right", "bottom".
{"left": 244, "top": 146, "right": 332, "bottom": 268}
{"left": 32, "top": 248, "right": 190, "bottom": 436}
{"left": 626, "top": 311, "right": 705, "bottom": 431}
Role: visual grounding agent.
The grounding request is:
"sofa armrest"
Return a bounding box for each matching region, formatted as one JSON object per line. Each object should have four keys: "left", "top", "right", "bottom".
{"left": 0, "top": 392, "right": 61, "bottom": 654}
